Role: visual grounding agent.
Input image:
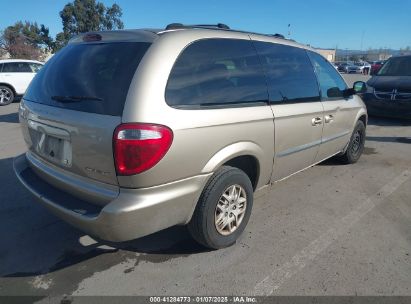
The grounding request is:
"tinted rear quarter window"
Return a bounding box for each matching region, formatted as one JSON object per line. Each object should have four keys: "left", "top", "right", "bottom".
{"left": 166, "top": 38, "right": 268, "bottom": 108}
{"left": 24, "top": 42, "right": 151, "bottom": 116}
{"left": 253, "top": 42, "right": 320, "bottom": 104}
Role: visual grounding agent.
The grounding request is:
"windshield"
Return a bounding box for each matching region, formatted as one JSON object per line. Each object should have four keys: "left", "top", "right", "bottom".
{"left": 24, "top": 42, "right": 151, "bottom": 116}
{"left": 377, "top": 57, "right": 411, "bottom": 76}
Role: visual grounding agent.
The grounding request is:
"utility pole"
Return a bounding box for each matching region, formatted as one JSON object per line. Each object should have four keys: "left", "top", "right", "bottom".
{"left": 360, "top": 30, "right": 365, "bottom": 51}
{"left": 288, "top": 24, "right": 291, "bottom": 38}
{"left": 335, "top": 44, "right": 338, "bottom": 62}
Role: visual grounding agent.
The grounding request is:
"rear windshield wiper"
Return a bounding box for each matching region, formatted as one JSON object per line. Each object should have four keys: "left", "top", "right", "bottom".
{"left": 51, "top": 95, "right": 103, "bottom": 102}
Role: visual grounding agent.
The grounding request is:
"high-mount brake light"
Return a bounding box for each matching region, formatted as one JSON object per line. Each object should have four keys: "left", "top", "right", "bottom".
{"left": 83, "top": 33, "right": 102, "bottom": 42}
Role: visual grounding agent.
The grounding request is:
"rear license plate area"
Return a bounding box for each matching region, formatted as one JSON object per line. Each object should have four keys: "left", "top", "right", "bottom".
{"left": 44, "top": 135, "right": 63, "bottom": 160}
{"left": 28, "top": 121, "right": 72, "bottom": 167}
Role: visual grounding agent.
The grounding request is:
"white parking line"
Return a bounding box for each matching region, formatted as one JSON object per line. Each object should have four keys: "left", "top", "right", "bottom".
{"left": 253, "top": 169, "right": 411, "bottom": 296}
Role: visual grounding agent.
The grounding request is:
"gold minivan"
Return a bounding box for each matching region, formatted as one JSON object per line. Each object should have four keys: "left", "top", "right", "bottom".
{"left": 14, "top": 24, "right": 367, "bottom": 249}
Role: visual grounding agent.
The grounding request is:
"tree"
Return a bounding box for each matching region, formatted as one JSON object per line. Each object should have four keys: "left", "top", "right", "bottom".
{"left": 54, "top": 0, "right": 124, "bottom": 51}
{"left": 53, "top": 32, "right": 71, "bottom": 52}
{"left": 349, "top": 55, "right": 359, "bottom": 62}
{"left": 0, "top": 21, "right": 53, "bottom": 60}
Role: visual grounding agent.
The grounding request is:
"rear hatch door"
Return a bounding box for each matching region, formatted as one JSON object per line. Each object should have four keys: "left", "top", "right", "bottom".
{"left": 20, "top": 37, "right": 152, "bottom": 186}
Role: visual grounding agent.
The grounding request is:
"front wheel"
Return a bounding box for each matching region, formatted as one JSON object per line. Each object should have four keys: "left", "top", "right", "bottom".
{"left": 338, "top": 120, "right": 366, "bottom": 164}
{"left": 0, "top": 86, "right": 14, "bottom": 106}
{"left": 188, "top": 166, "right": 254, "bottom": 249}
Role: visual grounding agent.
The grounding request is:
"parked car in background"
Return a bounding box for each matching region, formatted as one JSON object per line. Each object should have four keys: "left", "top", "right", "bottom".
{"left": 363, "top": 55, "right": 411, "bottom": 119}
{"left": 336, "top": 62, "right": 344, "bottom": 72}
{"left": 337, "top": 62, "right": 348, "bottom": 72}
{"left": 0, "top": 59, "right": 44, "bottom": 106}
{"left": 339, "top": 62, "right": 360, "bottom": 74}
{"left": 355, "top": 61, "right": 371, "bottom": 75}
{"left": 370, "top": 60, "right": 385, "bottom": 75}
{"left": 14, "top": 24, "right": 368, "bottom": 249}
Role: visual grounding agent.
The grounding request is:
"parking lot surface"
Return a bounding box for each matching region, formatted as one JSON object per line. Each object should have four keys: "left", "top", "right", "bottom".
{"left": 0, "top": 74, "right": 410, "bottom": 300}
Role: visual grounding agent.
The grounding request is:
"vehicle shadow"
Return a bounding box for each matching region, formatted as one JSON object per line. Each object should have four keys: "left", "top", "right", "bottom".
{"left": 366, "top": 136, "right": 411, "bottom": 144}
{"left": 366, "top": 117, "right": 411, "bottom": 144}
{"left": 0, "top": 112, "right": 19, "bottom": 123}
{"left": 317, "top": 157, "right": 345, "bottom": 166}
{"left": 0, "top": 156, "right": 207, "bottom": 278}
{"left": 368, "top": 116, "right": 411, "bottom": 127}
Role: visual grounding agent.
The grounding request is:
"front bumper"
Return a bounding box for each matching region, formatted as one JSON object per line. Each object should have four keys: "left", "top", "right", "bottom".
{"left": 14, "top": 153, "right": 211, "bottom": 242}
{"left": 363, "top": 94, "right": 411, "bottom": 119}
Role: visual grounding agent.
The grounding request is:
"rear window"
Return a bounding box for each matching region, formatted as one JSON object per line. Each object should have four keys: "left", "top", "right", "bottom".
{"left": 24, "top": 42, "right": 151, "bottom": 116}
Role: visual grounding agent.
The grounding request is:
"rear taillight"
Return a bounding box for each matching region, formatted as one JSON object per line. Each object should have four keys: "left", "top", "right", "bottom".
{"left": 113, "top": 123, "right": 173, "bottom": 176}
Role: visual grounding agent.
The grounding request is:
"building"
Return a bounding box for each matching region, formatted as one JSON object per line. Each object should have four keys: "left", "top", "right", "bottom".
{"left": 366, "top": 52, "right": 392, "bottom": 61}
{"left": 313, "top": 48, "right": 336, "bottom": 62}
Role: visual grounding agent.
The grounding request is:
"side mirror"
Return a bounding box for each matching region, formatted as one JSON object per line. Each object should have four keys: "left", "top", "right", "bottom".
{"left": 342, "top": 88, "right": 356, "bottom": 98}
{"left": 353, "top": 81, "right": 367, "bottom": 93}
{"left": 327, "top": 87, "right": 343, "bottom": 98}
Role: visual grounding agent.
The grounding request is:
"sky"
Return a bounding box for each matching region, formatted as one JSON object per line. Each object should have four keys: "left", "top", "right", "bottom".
{"left": 1, "top": 0, "right": 411, "bottom": 50}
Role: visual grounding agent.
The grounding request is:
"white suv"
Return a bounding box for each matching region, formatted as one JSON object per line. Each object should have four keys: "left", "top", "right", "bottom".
{"left": 0, "top": 59, "right": 43, "bottom": 106}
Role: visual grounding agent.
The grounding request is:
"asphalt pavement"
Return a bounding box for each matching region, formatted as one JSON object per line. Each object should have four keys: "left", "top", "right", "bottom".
{"left": 0, "top": 74, "right": 410, "bottom": 301}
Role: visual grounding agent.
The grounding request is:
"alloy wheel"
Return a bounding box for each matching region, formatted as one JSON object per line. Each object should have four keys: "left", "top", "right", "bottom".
{"left": 214, "top": 184, "right": 247, "bottom": 236}
{"left": 0, "top": 88, "right": 12, "bottom": 105}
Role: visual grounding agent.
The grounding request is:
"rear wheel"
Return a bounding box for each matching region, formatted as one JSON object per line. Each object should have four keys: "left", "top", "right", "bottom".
{"left": 0, "top": 86, "right": 14, "bottom": 106}
{"left": 188, "top": 166, "right": 253, "bottom": 249}
{"left": 338, "top": 120, "right": 366, "bottom": 164}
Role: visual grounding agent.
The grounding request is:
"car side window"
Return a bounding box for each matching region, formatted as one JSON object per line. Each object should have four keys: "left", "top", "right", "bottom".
{"left": 2, "top": 63, "right": 15, "bottom": 72}
{"left": 253, "top": 42, "right": 320, "bottom": 104}
{"left": 29, "top": 63, "right": 43, "bottom": 73}
{"left": 0, "top": 63, "right": 3, "bottom": 72}
{"left": 2, "top": 62, "right": 32, "bottom": 73}
{"left": 307, "top": 51, "right": 347, "bottom": 100}
{"left": 166, "top": 38, "right": 268, "bottom": 108}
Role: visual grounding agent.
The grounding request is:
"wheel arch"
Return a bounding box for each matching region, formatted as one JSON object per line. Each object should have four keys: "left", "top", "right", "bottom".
{"left": 353, "top": 108, "right": 368, "bottom": 130}
{"left": 0, "top": 83, "right": 16, "bottom": 95}
{"left": 201, "top": 142, "right": 264, "bottom": 191}
{"left": 358, "top": 113, "right": 367, "bottom": 128}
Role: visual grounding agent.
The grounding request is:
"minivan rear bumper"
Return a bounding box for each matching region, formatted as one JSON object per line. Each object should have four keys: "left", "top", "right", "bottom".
{"left": 14, "top": 153, "right": 211, "bottom": 242}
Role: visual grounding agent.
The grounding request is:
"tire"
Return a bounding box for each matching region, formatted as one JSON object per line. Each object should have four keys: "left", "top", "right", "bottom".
{"left": 188, "top": 166, "right": 254, "bottom": 249}
{"left": 338, "top": 120, "right": 366, "bottom": 164}
{"left": 0, "top": 86, "right": 14, "bottom": 106}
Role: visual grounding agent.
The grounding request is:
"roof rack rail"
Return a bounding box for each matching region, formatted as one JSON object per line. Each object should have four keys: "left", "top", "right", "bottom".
{"left": 165, "top": 23, "right": 230, "bottom": 30}
{"left": 162, "top": 24, "right": 294, "bottom": 43}
{"left": 272, "top": 33, "right": 285, "bottom": 39}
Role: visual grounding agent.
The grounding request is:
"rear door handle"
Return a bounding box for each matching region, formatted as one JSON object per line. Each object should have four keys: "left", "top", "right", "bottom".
{"left": 311, "top": 117, "right": 323, "bottom": 126}
{"left": 324, "top": 114, "right": 334, "bottom": 123}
